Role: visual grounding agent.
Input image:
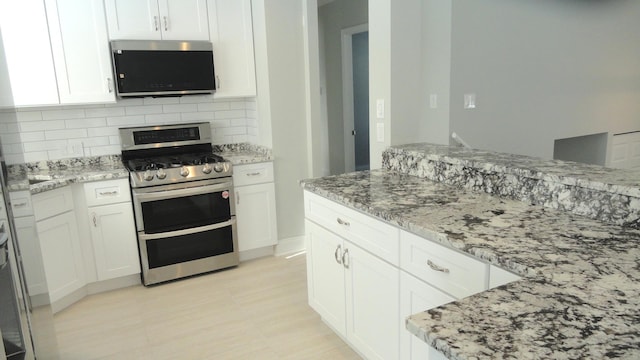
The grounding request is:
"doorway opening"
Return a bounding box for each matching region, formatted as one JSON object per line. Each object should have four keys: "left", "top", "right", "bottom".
{"left": 342, "top": 25, "right": 369, "bottom": 172}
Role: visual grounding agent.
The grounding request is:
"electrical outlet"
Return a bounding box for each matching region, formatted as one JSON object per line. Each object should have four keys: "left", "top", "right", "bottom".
{"left": 68, "top": 140, "right": 85, "bottom": 157}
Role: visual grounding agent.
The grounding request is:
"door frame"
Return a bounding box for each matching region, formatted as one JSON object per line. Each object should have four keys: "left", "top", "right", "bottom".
{"left": 342, "top": 23, "right": 368, "bottom": 173}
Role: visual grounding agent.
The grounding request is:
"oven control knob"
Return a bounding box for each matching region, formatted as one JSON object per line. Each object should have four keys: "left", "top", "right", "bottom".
{"left": 143, "top": 170, "right": 154, "bottom": 181}
{"left": 180, "top": 166, "right": 190, "bottom": 177}
{"left": 156, "top": 168, "right": 167, "bottom": 179}
{"left": 202, "top": 163, "right": 213, "bottom": 174}
{"left": 213, "top": 163, "right": 224, "bottom": 173}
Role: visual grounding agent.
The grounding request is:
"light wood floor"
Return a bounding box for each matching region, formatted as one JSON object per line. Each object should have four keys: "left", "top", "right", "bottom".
{"left": 50, "top": 254, "right": 361, "bottom": 360}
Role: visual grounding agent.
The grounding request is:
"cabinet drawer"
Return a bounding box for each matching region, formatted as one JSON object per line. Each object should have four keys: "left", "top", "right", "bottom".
{"left": 9, "top": 191, "right": 34, "bottom": 217}
{"left": 400, "top": 230, "right": 487, "bottom": 299}
{"left": 304, "top": 191, "right": 399, "bottom": 266}
{"left": 84, "top": 178, "right": 131, "bottom": 207}
{"left": 233, "top": 162, "right": 274, "bottom": 186}
{"left": 32, "top": 186, "right": 74, "bottom": 221}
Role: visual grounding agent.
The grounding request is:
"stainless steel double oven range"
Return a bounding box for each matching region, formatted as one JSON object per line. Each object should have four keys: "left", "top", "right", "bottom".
{"left": 119, "top": 122, "right": 238, "bottom": 286}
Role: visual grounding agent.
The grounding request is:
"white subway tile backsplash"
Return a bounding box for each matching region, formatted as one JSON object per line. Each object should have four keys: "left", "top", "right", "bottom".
{"left": 181, "top": 111, "right": 214, "bottom": 122}
{"left": 8, "top": 97, "right": 258, "bottom": 162}
{"left": 106, "top": 115, "right": 146, "bottom": 127}
{"left": 143, "top": 97, "right": 181, "bottom": 105}
{"left": 215, "top": 110, "right": 246, "bottom": 120}
{"left": 20, "top": 120, "right": 65, "bottom": 132}
{"left": 144, "top": 113, "right": 181, "bottom": 124}
{"left": 198, "top": 102, "right": 230, "bottom": 112}
{"left": 24, "top": 140, "right": 67, "bottom": 152}
{"left": 65, "top": 117, "right": 106, "bottom": 129}
{"left": 41, "top": 108, "right": 86, "bottom": 120}
{"left": 163, "top": 103, "right": 198, "bottom": 113}
{"left": 85, "top": 107, "right": 125, "bottom": 118}
{"left": 45, "top": 129, "right": 88, "bottom": 140}
{"left": 125, "top": 105, "right": 163, "bottom": 116}
{"left": 88, "top": 126, "right": 119, "bottom": 138}
{"left": 16, "top": 111, "right": 43, "bottom": 122}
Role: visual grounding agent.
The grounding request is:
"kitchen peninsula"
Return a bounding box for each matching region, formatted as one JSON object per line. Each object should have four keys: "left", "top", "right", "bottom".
{"left": 301, "top": 143, "right": 640, "bottom": 359}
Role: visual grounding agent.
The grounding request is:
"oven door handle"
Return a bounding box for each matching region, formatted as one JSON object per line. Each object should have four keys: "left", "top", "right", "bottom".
{"left": 139, "top": 219, "right": 235, "bottom": 241}
{"left": 134, "top": 182, "right": 232, "bottom": 203}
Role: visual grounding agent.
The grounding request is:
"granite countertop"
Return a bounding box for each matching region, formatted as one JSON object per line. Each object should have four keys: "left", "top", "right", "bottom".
{"left": 213, "top": 143, "right": 273, "bottom": 165}
{"left": 7, "top": 157, "right": 129, "bottom": 194}
{"left": 7, "top": 144, "right": 273, "bottom": 194}
{"left": 301, "top": 169, "right": 640, "bottom": 359}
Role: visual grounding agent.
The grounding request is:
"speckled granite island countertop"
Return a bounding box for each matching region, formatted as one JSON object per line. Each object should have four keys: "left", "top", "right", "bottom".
{"left": 301, "top": 166, "right": 640, "bottom": 359}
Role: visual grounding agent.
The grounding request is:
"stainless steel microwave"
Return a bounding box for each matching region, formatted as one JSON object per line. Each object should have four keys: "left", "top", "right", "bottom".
{"left": 110, "top": 40, "right": 216, "bottom": 98}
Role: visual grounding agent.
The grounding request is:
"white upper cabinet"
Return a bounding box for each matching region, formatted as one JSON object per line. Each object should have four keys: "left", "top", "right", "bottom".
{"left": 105, "top": 0, "right": 210, "bottom": 40}
{"left": 0, "top": 0, "right": 115, "bottom": 106}
{"left": 46, "top": 0, "right": 115, "bottom": 104}
{"left": 207, "top": 0, "right": 256, "bottom": 98}
{"left": 0, "top": 0, "right": 59, "bottom": 107}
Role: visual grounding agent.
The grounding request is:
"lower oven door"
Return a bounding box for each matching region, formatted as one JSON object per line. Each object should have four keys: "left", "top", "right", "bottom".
{"left": 138, "top": 218, "right": 239, "bottom": 285}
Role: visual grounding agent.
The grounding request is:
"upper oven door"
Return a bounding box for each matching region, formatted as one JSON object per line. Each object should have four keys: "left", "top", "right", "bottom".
{"left": 132, "top": 178, "right": 234, "bottom": 234}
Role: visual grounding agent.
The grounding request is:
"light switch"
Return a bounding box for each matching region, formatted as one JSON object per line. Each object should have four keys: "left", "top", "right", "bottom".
{"left": 376, "top": 123, "right": 385, "bottom": 142}
{"left": 464, "top": 93, "right": 476, "bottom": 109}
{"left": 376, "top": 99, "right": 385, "bottom": 118}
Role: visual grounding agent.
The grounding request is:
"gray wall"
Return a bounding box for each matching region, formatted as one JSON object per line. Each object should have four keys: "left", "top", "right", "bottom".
{"left": 318, "top": 0, "right": 368, "bottom": 174}
{"left": 449, "top": 0, "right": 640, "bottom": 159}
{"left": 253, "top": 0, "right": 310, "bottom": 241}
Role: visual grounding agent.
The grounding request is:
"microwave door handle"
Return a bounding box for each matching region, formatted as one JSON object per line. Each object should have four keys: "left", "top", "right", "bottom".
{"left": 134, "top": 182, "right": 232, "bottom": 202}
{"left": 139, "top": 219, "right": 235, "bottom": 241}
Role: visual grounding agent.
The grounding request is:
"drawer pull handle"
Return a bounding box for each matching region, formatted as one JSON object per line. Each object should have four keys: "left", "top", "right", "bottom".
{"left": 427, "top": 260, "right": 450, "bottom": 274}
{"left": 13, "top": 202, "right": 27, "bottom": 208}
{"left": 246, "top": 172, "right": 262, "bottom": 177}
{"left": 342, "top": 248, "right": 350, "bottom": 269}
{"left": 334, "top": 245, "right": 342, "bottom": 265}
{"left": 98, "top": 191, "right": 118, "bottom": 197}
{"left": 336, "top": 218, "right": 350, "bottom": 226}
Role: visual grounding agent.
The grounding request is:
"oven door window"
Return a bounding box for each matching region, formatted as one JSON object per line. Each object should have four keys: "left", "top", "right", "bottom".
{"left": 141, "top": 191, "right": 230, "bottom": 234}
{"left": 146, "top": 225, "right": 234, "bottom": 269}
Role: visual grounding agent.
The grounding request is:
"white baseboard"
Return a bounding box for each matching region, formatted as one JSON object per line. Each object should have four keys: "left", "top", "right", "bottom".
{"left": 275, "top": 235, "right": 306, "bottom": 257}
{"left": 50, "top": 274, "right": 141, "bottom": 314}
{"left": 239, "top": 246, "right": 274, "bottom": 261}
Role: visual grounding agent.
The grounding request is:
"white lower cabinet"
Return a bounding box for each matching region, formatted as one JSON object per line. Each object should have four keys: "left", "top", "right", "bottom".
{"left": 83, "top": 178, "right": 140, "bottom": 281}
{"left": 88, "top": 202, "right": 140, "bottom": 280}
{"left": 306, "top": 220, "right": 399, "bottom": 360}
{"left": 13, "top": 216, "right": 47, "bottom": 296}
{"left": 36, "top": 206, "right": 85, "bottom": 303}
{"left": 400, "top": 272, "right": 453, "bottom": 360}
{"left": 304, "top": 190, "right": 521, "bottom": 360}
{"left": 234, "top": 162, "right": 278, "bottom": 252}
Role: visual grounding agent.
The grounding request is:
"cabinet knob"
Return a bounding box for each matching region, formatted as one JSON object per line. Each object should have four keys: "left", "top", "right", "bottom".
{"left": 153, "top": 16, "right": 159, "bottom": 31}
{"left": 163, "top": 16, "right": 168, "bottom": 31}
{"left": 216, "top": 75, "right": 221, "bottom": 90}
{"left": 92, "top": 213, "right": 97, "bottom": 227}
{"left": 107, "top": 78, "right": 113, "bottom": 93}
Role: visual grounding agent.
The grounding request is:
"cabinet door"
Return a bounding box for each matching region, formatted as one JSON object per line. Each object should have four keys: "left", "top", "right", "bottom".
{"left": 14, "top": 216, "right": 47, "bottom": 296}
{"left": 0, "top": 0, "right": 59, "bottom": 106}
{"left": 345, "top": 242, "right": 400, "bottom": 360}
{"left": 207, "top": 0, "right": 256, "bottom": 97}
{"left": 159, "top": 0, "right": 209, "bottom": 40}
{"left": 89, "top": 202, "right": 140, "bottom": 281}
{"left": 104, "top": 0, "right": 162, "bottom": 40}
{"left": 46, "top": 0, "right": 116, "bottom": 104}
{"left": 305, "top": 220, "right": 346, "bottom": 336}
{"left": 37, "top": 211, "right": 85, "bottom": 303}
{"left": 236, "top": 182, "right": 277, "bottom": 251}
{"left": 400, "top": 272, "right": 455, "bottom": 360}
